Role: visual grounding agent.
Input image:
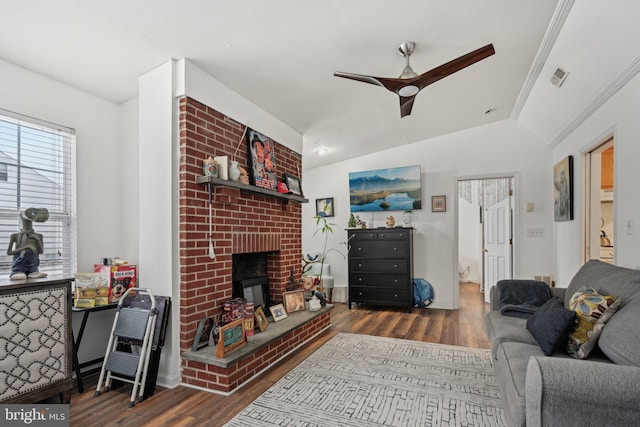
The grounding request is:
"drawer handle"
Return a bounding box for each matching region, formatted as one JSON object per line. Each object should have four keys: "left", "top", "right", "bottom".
{"left": 357, "top": 247, "right": 362, "bottom": 251}
{"left": 394, "top": 294, "right": 398, "bottom": 298}
{"left": 359, "top": 292, "right": 363, "bottom": 296}
{"left": 380, "top": 233, "right": 385, "bottom": 237}
{"left": 358, "top": 277, "right": 363, "bottom": 282}
{"left": 393, "top": 247, "right": 398, "bottom": 251}
{"left": 394, "top": 279, "right": 398, "bottom": 283}
{"left": 358, "top": 263, "right": 363, "bottom": 268}
{"left": 368, "top": 234, "right": 374, "bottom": 238}
{"left": 393, "top": 264, "right": 398, "bottom": 268}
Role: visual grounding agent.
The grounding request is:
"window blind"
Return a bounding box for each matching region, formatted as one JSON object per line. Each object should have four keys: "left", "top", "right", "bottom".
{"left": 0, "top": 108, "right": 76, "bottom": 279}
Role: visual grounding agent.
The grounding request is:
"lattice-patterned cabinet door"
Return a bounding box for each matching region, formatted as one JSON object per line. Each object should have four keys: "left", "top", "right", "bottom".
{"left": 0, "top": 278, "right": 73, "bottom": 403}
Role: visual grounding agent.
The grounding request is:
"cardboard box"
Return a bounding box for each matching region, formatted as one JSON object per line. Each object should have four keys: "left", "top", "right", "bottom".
{"left": 74, "top": 272, "right": 110, "bottom": 307}
{"left": 93, "top": 264, "right": 138, "bottom": 303}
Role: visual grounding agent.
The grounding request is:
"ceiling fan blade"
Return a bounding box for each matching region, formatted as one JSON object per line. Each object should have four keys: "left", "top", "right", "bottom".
{"left": 333, "top": 71, "right": 385, "bottom": 88}
{"left": 334, "top": 43, "right": 495, "bottom": 118}
{"left": 414, "top": 44, "right": 495, "bottom": 90}
{"left": 399, "top": 95, "right": 416, "bottom": 118}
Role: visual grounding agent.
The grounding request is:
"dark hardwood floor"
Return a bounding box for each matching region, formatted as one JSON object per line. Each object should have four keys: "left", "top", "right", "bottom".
{"left": 70, "top": 282, "right": 490, "bottom": 426}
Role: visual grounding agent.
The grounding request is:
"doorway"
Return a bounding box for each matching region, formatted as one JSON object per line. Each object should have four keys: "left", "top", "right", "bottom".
{"left": 458, "top": 177, "right": 514, "bottom": 304}
{"left": 584, "top": 138, "right": 614, "bottom": 264}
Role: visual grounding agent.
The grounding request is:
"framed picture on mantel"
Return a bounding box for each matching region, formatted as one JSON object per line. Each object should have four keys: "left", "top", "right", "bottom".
{"left": 246, "top": 128, "right": 278, "bottom": 191}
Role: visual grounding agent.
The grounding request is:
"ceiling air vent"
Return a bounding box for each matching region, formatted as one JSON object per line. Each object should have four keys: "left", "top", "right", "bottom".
{"left": 550, "top": 67, "right": 568, "bottom": 87}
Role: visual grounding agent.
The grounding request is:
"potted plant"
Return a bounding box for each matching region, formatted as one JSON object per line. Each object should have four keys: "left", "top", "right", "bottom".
{"left": 306, "top": 204, "right": 353, "bottom": 300}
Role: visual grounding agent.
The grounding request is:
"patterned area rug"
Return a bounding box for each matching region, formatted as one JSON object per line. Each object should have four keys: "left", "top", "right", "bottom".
{"left": 225, "top": 333, "right": 506, "bottom": 426}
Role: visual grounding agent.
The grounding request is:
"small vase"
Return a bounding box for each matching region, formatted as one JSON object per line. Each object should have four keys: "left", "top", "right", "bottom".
{"left": 229, "top": 160, "right": 241, "bottom": 182}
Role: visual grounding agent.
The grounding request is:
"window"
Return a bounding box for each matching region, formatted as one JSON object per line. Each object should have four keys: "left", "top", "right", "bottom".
{"left": 0, "top": 109, "right": 76, "bottom": 279}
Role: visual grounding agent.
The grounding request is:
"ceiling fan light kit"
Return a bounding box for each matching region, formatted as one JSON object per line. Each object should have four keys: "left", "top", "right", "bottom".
{"left": 335, "top": 42, "right": 495, "bottom": 118}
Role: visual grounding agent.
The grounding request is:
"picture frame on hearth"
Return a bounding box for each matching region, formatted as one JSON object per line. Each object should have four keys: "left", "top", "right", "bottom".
{"left": 254, "top": 306, "right": 269, "bottom": 332}
{"left": 215, "top": 318, "right": 246, "bottom": 358}
{"left": 191, "top": 316, "right": 215, "bottom": 351}
{"left": 283, "top": 290, "right": 306, "bottom": 313}
{"left": 269, "top": 303, "right": 288, "bottom": 322}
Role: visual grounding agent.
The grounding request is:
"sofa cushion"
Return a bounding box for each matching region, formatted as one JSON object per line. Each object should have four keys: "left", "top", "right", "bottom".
{"left": 567, "top": 286, "right": 622, "bottom": 359}
{"left": 599, "top": 292, "right": 640, "bottom": 366}
{"left": 565, "top": 260, "right": 640, "bottom": 307}
{"left": 526, "top": 297, "right": 576, "bottom": 356}
{"left": 485, "top": 311, "right": 537, "bottom": 358}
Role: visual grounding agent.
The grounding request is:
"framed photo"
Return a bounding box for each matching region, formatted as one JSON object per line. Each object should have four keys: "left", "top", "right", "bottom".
{"left": 315, "top": 197, "right": 334, "bottom": 217}
{"left": 432, "top": 195, "right": 446, "bottom": 212}
{"left": 283, "top": 290, "right": 306, "bottom": 313}
{"left": 191, "top": 316, "right": 215, "bottom": 351}
{"left": 269, "top": 303, "right": 288, "bottom": 322}
{"left": 553, "top": 155, "right": 573, "bottom": 221}
{"left": 246, "top": 128, "right": 278, "bottom": 191}
{"left": 215, "top": 318, "right": 246, "bottom": 358}
{"left": 254, "top": 306, "right": 269, "bottom": 332}
{"left": 284, "top": 174, "right": 302, "bottom": 196}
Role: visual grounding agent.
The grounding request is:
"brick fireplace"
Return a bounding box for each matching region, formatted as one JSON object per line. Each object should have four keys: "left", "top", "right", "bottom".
{"left": 178, "top": 97, "right": 330, "bottom": 393}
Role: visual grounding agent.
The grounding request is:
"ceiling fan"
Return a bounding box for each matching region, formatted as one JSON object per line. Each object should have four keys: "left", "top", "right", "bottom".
{"left": 334, "top": 42, "right": 495, "bottom": 118}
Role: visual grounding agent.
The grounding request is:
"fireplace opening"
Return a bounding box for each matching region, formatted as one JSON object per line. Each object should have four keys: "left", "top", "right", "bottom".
{"left": 232, "top": 252, "right": 271, "bottom": 311}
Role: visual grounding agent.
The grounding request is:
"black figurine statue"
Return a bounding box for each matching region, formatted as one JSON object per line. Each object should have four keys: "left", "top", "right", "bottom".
{"left": 6, "top": 207, "right": 49, "bottom": 280}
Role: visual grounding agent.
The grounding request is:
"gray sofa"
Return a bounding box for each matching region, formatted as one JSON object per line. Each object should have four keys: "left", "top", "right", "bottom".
{"left": 485, "top": 260, "right": 640, "bottom": 427}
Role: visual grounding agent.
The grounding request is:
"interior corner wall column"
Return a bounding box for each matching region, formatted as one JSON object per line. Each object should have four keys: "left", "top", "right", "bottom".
{"left": 138, "top": 59, "right": 181, "bottom": 387}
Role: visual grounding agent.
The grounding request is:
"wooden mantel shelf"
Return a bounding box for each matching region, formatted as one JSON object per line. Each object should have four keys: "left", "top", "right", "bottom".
{"left": 196, "top": 175, "right": 308, "bottom": 203}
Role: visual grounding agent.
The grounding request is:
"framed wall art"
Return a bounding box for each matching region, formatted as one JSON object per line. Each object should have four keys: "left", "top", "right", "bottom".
{"left": 553, "top": 155, "right": 573, "bottom": 221}
{"left": 269, "top": 303, "right": 288, "bottom": 322}
{"left": 315, "top": 197, "right": 334, "bottom": 217}
{"left": 348, "top": 165, "right": 422, "bottom": 212}
{"left": 215, "top": 318, "right": 246, "bottom": 358}
{"left": 246, "top": 128, "right": 278, "bottom": 191}
{"left": 431, "top": 195, "right": 446, "bottom": 212}
{"left": 284, "top": 174, "right": 302, "bottom": 196}
{"left": 254, "top": 306, "right": 269, "bottom": 332}
{"left": 283, "top": 290, "right": 306, "bottom": 313}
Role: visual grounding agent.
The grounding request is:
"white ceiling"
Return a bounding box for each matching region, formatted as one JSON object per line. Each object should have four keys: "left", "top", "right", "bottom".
{"left": 1, "top": 1, "right": 639, "bottom": 169}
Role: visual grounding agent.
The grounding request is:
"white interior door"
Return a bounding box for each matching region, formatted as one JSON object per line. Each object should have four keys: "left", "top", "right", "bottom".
{"left": 483, "top": 184, "right": 513, "bottom": 303}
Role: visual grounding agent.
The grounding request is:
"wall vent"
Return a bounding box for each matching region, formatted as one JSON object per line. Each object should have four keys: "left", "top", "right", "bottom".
{"left": 550, "top": 67, "right": 568, "bottom": 87}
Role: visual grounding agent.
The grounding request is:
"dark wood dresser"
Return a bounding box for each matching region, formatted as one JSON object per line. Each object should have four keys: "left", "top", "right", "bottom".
{"left": 0, "top": 276, "right": 73, "bottom": 403}
{"left": 348, "top": 227, "right": 414, "bottom": 311}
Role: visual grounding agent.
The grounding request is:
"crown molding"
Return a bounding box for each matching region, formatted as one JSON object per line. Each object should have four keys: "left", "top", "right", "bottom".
{"left": 510, "top": 0, "right": 575, "bottom": 120}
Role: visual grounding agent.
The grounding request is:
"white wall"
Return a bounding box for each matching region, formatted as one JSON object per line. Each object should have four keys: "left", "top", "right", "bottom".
{"left": 552, "top": 72, "right": 640, "bottom": 285}
{"left": 302, "top": 119, "right": 553, "bottom": 309}
{"left": 0, "top": 58, "right": 134, "bottom": 364}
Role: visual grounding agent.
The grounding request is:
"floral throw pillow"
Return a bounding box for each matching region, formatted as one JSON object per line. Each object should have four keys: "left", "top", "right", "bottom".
{"left": 567, "top": 286, "right": 622, "bottom": 359}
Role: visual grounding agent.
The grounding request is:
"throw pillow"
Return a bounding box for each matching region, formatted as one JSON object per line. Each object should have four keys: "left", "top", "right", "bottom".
{"left": 526, "top": 297, "right": 576, "bottom": 356}
{"left": 567, "top": 286, "right": 622, "bottom": 359}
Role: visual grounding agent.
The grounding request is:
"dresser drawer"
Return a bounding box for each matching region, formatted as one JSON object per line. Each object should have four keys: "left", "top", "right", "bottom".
{"left": 376, "top": 230, "right": 410, "bottom": 240}
{"left": 350, "top": 241, "right": 409, "bottom": 258}
{"left": 350, "top": 286, "right": 410, "bottom": 305}
{"left": 349, "top": 229, "right": 410, "bottom": 242}
{"left": 349, "top": 259, "right": 408, "bottom": 274}
{"left": 349, "top": 273, "right": 408, "bottom": 288}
